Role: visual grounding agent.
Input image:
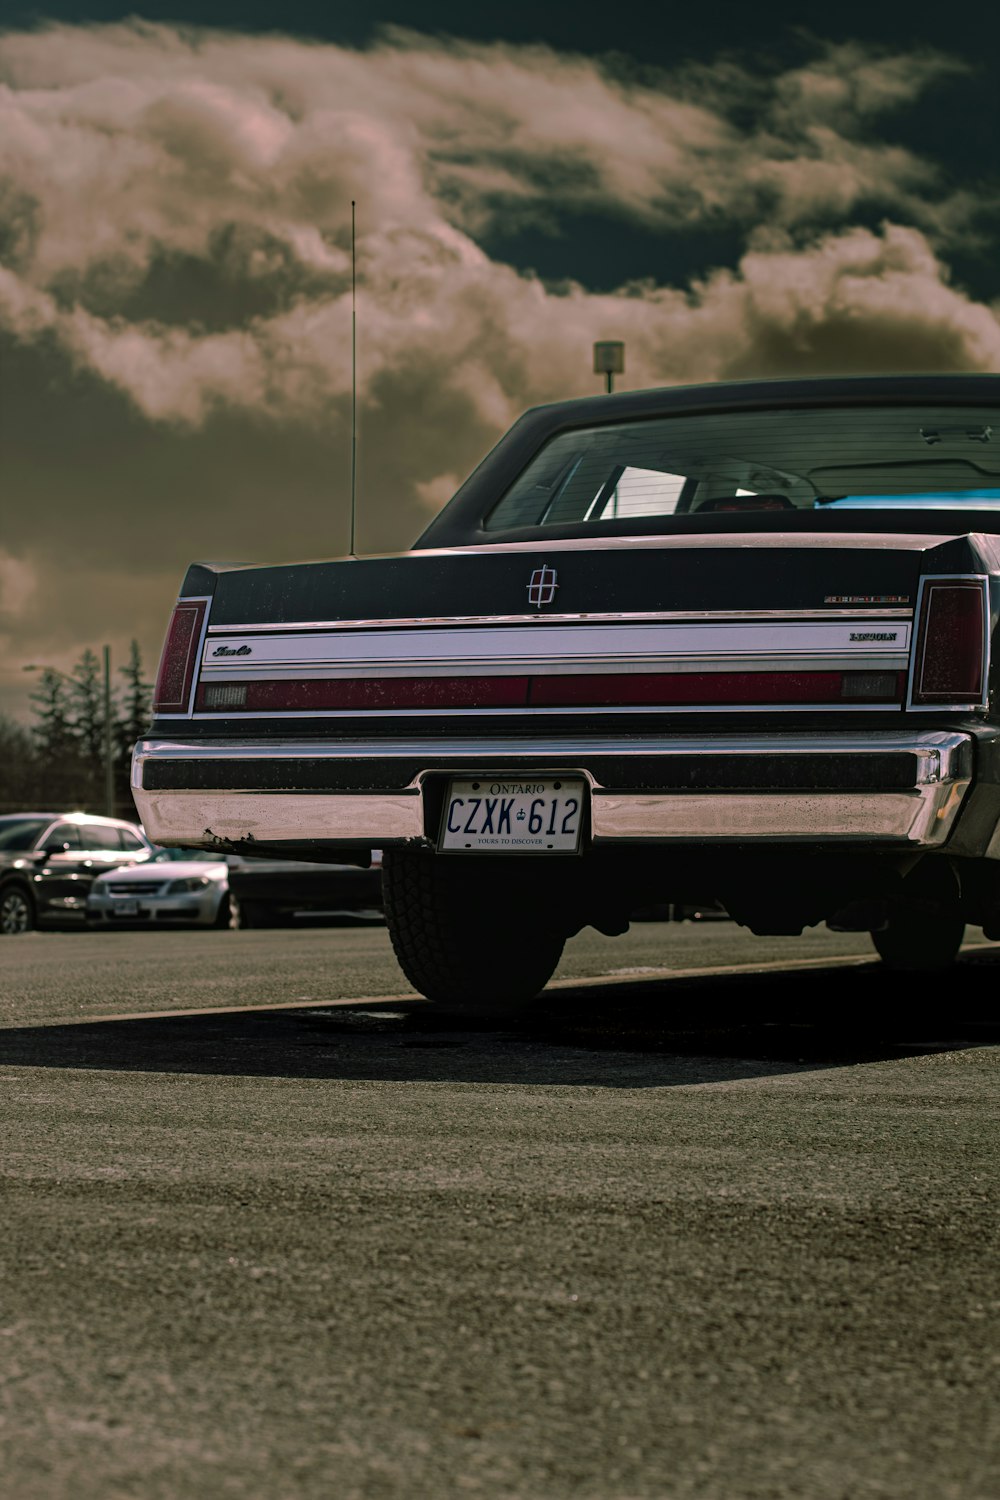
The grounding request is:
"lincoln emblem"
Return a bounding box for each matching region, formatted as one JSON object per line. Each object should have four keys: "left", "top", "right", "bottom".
{"left": 527, "top": 565, "right": 559, "bottom": 607}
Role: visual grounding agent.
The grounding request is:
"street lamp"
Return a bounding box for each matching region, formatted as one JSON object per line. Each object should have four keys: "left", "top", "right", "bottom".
{"left": 593, "top": 340, "right": 625, "bottom": 394}
{"left": 23, "top": 646, "right": 115, "bottom": 817}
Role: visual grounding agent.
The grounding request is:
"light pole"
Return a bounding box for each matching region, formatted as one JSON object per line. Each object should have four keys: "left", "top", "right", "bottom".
{"left": 102, "top": 644, "right": 113, "bottom": 818}
{"left": 593, "top": 340, "right": 625, "bottom": 394}
{"left": 23, "top": 647, "right": 116, "bottom": 817}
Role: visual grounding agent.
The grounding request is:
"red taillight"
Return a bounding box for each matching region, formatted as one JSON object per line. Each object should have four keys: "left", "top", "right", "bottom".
{"left": 202, "top": 676, "right": 530, "bottom": 711}
{"left": 153, "top": 599, "right": 207, "bottom": 713}
{"left": 530, "top": 671, "right": 900, "bottom": 707}
{"left": 911, "top": 578, "right": 988, "bottom": 705}
{"left": 194, "top": 669, "right": 903, "bottom": 713}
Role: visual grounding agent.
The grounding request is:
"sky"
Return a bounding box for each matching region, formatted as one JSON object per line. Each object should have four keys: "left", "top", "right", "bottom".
{"left": 2, "top": 1, "right": 1000, "bottom": 720}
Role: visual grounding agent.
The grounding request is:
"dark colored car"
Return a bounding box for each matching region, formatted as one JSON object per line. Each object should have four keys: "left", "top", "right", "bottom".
{"left": 226, "top": 851, "right": 383, "bottom": 927}
{"left": 134, "top": 373, "right": 1000, "bottom": 1009}
{"left": 0, "top": 812, "right": 153, "bottom": 934}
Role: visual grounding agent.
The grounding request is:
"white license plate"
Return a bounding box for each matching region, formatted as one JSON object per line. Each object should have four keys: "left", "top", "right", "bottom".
{"left": 440, "top": 778, "right": 585, "bottom": 853}
{"left": 113, "top": 898, "right": 140, "bottom": 915}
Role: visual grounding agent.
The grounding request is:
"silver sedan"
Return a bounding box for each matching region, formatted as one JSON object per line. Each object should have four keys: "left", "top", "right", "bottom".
{"left": 86, "top": 848, "right": 236, "bottom": 928}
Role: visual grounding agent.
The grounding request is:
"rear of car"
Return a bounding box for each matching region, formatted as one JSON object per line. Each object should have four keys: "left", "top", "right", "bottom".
{"left": 132, "top": 374, "right": 1000, "bottom": 1004}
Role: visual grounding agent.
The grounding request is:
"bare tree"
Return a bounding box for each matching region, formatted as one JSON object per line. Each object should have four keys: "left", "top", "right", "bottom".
{"left": 117, "top": 639, "right": 152, "bottom": 755}
{"left": 116, "top": 640, "right": 152, "bottom": 813}
{"left": 27, "top": 669, "right": 88, "bottom": 808}
{"left": 70, "top": 648, "right": 106, "bottom": 771}
{"left": 18, "top": 645, "right": 153, "bottom": 816}
{"left": 0, "top": 714, "right": 44, "bottom": 812}
{"left": 29, "top": 668, "right": 78, "bottom": 763}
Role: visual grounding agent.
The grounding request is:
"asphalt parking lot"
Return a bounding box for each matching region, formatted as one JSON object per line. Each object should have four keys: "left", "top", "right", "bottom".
{"left": 0, "top": 916, "right": 910, "bottom": 1026}
{"left": 1, "top": 923, "right": 998, "bottom": 1499}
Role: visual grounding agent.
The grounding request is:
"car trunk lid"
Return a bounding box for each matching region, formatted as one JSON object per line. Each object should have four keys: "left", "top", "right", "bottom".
{"left": 156, "top": 530, "right": 990, "bottom": 721}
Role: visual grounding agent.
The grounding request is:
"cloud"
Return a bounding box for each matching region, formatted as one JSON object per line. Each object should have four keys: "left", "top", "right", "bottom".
{"left": 0, "top": 21, "right": 998, "bottom": 720}
{"left": 0, "top": 24, "right": 977, "bottom": 274}
{"left": 0, "top": 549, "right": 36, "bottom": 618}
{"left": 706, "top": 224, "right": 1000, "bottom": 377}
{"left": 770, "top": 42, "right": 964, "bottom": 125}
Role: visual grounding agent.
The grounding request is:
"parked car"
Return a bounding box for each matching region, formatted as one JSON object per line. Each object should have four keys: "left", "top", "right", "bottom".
{"left": 86, "top": 846, "right": 383, "bottom": 929}
{"left": 0, "top": 812, "right": 153, "bottom": 934}
{"left": 86, "top": 846, "right": 234, "bottom": 928}
{"left": 227, "top": 851, "right": 382, "bottom": 927}
{"left": 134, "top": 373, "right": 1000, "bottom": 1008}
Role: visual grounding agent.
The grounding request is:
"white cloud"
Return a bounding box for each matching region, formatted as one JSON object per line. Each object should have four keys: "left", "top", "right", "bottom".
{"left": 0, "top": 550, "right": 36, "bottom": 618}
{"left": 1, "top": 22, "right": 996, "bottom": 434}
{"left": 0, "top": 23, "right": 979, "bottom": 281}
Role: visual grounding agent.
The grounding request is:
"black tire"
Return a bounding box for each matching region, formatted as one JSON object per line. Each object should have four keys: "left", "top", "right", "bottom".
{"left": 381, "top": 848, "right": 565, "bottom": 1015}
{"left": 871, "top": 901, "right": 966, "bottom": 973}
{"left": 237, "top": 899, "right": 265, "bottom": 929}
{"left": 0, "top": 883, "right": 36, "bottom": 936}
{"left": 214, "top": 893, "right": 237, "bottom": 929}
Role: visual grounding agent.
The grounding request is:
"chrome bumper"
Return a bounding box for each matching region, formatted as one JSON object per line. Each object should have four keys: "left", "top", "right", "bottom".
{"left": 86, "top": 892, "right": 219, "bottom": 924}
{"left": 133, "top": 731, "right": 973, "bottom": 851}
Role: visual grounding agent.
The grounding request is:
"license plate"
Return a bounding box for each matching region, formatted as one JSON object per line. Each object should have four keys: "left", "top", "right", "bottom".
{"left": 113, "top": 898, "right": 140, "bottom": 915}
{"left": 440, "top": 778, "right": 585, "bottom": 853}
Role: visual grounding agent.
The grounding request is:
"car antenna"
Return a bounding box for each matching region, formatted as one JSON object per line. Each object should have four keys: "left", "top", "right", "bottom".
{"left": 349, "top": 199, "right": 358, "bottom": 559}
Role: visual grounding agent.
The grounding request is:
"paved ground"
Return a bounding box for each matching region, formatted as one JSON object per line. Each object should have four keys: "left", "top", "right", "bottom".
{"left": 1, "top": 925, "right": 997, "bottom": 1499}
{"left": 0, "top": 918, "right": 885, "bottom": 1026}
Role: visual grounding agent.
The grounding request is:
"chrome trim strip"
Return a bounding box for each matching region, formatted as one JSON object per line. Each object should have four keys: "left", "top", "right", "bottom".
{"left": 201, "top": 653, "right": 910, "bottom": 682}
{"left": 590, "top": 784, "right": 969, "bottom": 845}
{"left": 202, "top": 622, "right": 911, "bottom": 675}
{"left": 134, "top": 790, "right": 423, "bottom": 847}
{"left": 134, "top": 730, "right": 970, "bottom": 774}
{"left": 189, "top": 597, "right": 213, "bottom": 716}
{"left": 414, "top": 534, "right": 952, "bottom": 556}
{"left": 132, "top": 781, "right": 970, "bottom": 852}
{"left": 904, "top": 574, "right": 990, "bottom": 714}
{"left": 178, "top": 702, "right": 904, "bottom": 721}
{"left": 206, "top": 608, "right": 913, "bottom": 633}
{"left": 160, "top": 596, "right": 212, "bottom": 719}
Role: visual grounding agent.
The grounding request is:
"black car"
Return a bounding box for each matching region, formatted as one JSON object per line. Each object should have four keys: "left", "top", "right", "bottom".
{"left": 134, "top": 373, "right": 1000, "bottom": 1009}
{"left": 0, "top": 812, "right": 153, "bottom": 934}
{"left": 226, "top": 850, "right": 383, "bottom": 927}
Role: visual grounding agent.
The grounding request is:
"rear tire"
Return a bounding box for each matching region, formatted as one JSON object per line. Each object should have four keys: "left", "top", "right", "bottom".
{"left": 0, "top": 884, "right": 35, "bottom": 935}
{"left": 214, "top": 893, "right": 237, "bottom": 929}
{"left": 871, "top": 901, "right": 965, "bottom": 973}
{"left": 381, "top": 848, "right": 565, "bottom": 1016}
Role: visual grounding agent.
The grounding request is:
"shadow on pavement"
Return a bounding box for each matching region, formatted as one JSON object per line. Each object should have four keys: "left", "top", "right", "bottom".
{"left": 1, "top": 953, "right": 996, "bottom": 1088}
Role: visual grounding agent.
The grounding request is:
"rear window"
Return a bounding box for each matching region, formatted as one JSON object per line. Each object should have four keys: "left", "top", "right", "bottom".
{"left": 81, "top": 824, "right": 124, "bottom": 852}
{"left": 484, "top": 405, "right": 1000, "bottom": 531}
